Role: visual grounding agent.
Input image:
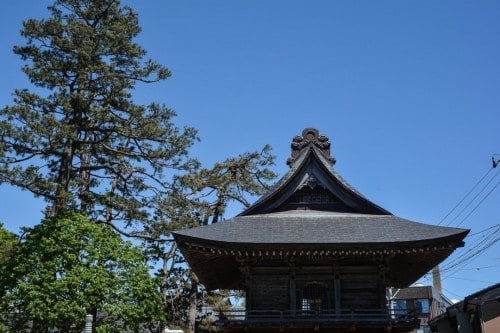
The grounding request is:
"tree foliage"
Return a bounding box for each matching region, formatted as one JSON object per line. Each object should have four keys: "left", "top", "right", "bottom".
{"left": 0, "top": 222, "right": 17, "bottom": 265}
{"left": 0, "top": 0, "right": 279, "bottom": 331}
{"left": 0, "top": 222, "right": 18, "bottom": 331}
{"left": 0, "top": 0, "right": 198, "bottom": 231}
{"left": 181, "top": 145, "right": 276, "bottom": 224}
{"left": 0, "top": 213, "right": 163, "bottom": 333}
{"left": 149, "top": 145, "right": 276, "bottom": 332}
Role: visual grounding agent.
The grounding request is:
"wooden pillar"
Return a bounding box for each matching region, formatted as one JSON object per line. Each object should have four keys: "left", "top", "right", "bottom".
{"left": 333, "top": 261, "right": 341, "bottom": 315}
{"left": 289, "top": 261, "right": 296, "bottom": 314}
{"left": 239, "top": 263, "right": 252, "bottom": 311}
{"left": 378, "top": 261, "right": 387, "bottom": 310}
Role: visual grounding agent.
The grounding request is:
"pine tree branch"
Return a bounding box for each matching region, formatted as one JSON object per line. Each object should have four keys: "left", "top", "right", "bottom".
{"left": 95, "top": 219, "right": 175, "bottom": 243}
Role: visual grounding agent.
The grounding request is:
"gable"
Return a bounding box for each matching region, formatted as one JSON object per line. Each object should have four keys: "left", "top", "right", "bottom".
{"left": 241, "top": 145, "right": 389, "bottom": 216}
{"left": 277, "top": 180, "right": 354, "bottom": 213}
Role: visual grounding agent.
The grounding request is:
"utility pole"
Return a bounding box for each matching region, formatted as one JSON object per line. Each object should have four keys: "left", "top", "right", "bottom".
{"left": 432, "top": 266, "right": 442, "bottom": 294}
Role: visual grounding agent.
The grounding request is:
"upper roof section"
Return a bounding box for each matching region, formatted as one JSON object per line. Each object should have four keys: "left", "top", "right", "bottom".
{"left": 240, "top": 128, "right": 390, "bottom": 216}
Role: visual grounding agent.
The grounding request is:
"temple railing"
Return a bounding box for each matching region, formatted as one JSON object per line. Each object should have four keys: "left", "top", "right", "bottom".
{"left": 215, "top": 308, "right": 419, "bottom": 327}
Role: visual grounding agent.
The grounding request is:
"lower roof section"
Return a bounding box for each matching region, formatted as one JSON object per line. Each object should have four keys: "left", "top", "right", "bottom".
{"left": 173, "top": 211, "right": 468, "bottom": 290}
{"left": 173, "top": 211, "right": 468, "bottom": 245}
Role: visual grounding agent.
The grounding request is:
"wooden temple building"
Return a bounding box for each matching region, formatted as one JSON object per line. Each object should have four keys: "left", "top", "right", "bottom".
{"left": 173, "top": 128, "right": 469, "bottom": 333}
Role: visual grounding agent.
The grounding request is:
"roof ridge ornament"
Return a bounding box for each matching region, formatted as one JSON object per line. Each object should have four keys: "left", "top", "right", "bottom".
{"left": 287, "top": 128, "right": 336, "bottom": 166}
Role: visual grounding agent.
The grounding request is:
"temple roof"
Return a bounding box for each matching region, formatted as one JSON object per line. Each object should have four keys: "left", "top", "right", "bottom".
{"left": 174, "top": 211, "right": 467, "bottom": 245}
{"left": 239, "top": 128, "right": 389, "bottom": 215}
{"left": 172, "top": 128, "right": 469, "bottom": 290}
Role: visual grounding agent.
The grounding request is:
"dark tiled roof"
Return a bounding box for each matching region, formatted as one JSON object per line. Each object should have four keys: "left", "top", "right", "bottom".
{"left": 173, "top": 211, "right": 468, "bottom": 289}
{"left": 173, "top": 129, "right": 470, "bottom": 290}
{"left": 173, "top": 210, "right": 468, "bottom": 246}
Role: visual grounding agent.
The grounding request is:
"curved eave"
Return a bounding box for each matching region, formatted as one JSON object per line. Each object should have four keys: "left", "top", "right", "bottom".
{"left": 174, "top": 232, "right": 466, "bottom": 290}
{"left": 173, "top": 218, "right": 468, "bottom": 290}
{"left": 240, "top": 146, "right": 390, "bottom": 216}
{"left": 174, "top": 230, "right": 467, "bottom": 253}
{"left": 172, "top": 212, "right": 469, "bottom": 245}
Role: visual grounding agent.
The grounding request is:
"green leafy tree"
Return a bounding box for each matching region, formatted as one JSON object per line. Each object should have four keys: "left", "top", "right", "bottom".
{"left": 0, "top": 0, "right": 198, "bottom": 232}
{"left": 0, "top": 213, "right": 163, "bottom": 333}
{"left": 0, "top": 223, "right": 18, "bottom": 332}
{"left": 0, "top": 0, "right": 279, "bottom": 331}
{"left": 0, "top": 222, "right": 17, "bottom": 264}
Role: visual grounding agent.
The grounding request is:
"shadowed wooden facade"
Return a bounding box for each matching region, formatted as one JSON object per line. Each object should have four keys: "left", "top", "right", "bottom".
{"left": 173, "top": 128, "right": 469, "bottom": 333}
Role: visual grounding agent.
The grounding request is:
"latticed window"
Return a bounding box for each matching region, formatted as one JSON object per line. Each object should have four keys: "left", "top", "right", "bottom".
{"left": 287, "top": 188, "right": 336, "bottom": 204}
{"left": 300, "top": 282, "right": 329, "bottom": 312}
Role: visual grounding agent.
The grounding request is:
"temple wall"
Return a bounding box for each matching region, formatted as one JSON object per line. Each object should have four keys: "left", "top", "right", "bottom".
{"left": 251, "top": 275, "right": 290, "bottom": 311}
{"left": 339, "top": 266, "right": 381, "bottom": 310}
{"left": 246, "top": 264, "right": 384, "bottom": 313}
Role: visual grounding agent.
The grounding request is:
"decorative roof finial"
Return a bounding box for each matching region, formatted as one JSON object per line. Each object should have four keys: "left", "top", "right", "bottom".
{"left": 287, "top": 128, "right": 336, "bottom": 166}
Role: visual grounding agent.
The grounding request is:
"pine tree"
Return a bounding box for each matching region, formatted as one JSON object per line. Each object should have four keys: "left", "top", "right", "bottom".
{"left": 0, "top": 1, "right": 279, "bottom": 331}
{"left": 150, "top": 146, "right": 276, "bottom": 332}
{"left": 0, "top": 0, "right": 198, "bottom": 232}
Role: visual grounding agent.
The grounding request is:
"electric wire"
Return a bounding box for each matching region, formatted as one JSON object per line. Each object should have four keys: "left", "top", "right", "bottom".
{"left": 421, "top": 234, "right": 499, "bottom": 286}
{"left": 422, "top": 161, "right": 499, "bottom": 298}
{"left": 443, "top": 276, "right": 496, "bottom": 285}
{"left": 437, "top": 167, "right": 494, "bottom": 226}
{"left": 438, "top": 188, "right": 500, "bottom": 273}
{"left": 435, "top": 225, "right": 499, "bottom": 281}
{"left": 442, "top": 224, "right": 500, "bottom": 268}
{"left": 456, "top": 265, "right": 498, "bottom": 271}
{"left": 439, "top": 226, "right": 500, "bottom": 274}
{"left": 432, "top": 166, "right": 499, "bottom": 281}
{"left": 454, "top": 181, "right": 500, "bottom": 227}
{"left": 420, "top": 274, "right": 498, "bottom": 297}
{"left": 419, "top": 230, "right": 499, "bottom": 290}
{"left": 440, "top": 286, "right": 466, "bottom": 300}
{"left": 444, "top": 170, "right": 499, "bottom": 227}
{"left": 467, "top": 223, "right": 500, "bottom": 237}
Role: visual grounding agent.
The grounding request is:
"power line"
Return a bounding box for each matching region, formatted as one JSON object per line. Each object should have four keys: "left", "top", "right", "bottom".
{"left": 454, "top": 181, "right": 499, "bottom": 227}
{"left": 443, "top": 226, "right": 500, "bottom": 268}
{"left": 437, "top": 167, "right": 494, "bottom": 226}
{"left": 467, "top": 223, "right": 500, "bottom": 237}
{"left": 413, "top": 157, "right": 499, "bottom": 299}
{"left": 456, "top": 265, "right": 498, "bottom": 271}
{"left": 440, "top": 286, "right": 466, "bottom": 300}
{"left": 436, "top": 169, "right": 500, "bottom": 277}
{"left": 444, "top": 170, "right": 499, "bottom": 227}
{"left": 445, "top": 276, "right": 497, "bottom": 285}
{"left": 441, "top": 226, "right": 500, "bottom": 269}
{"left": 439, "top": 226, "right": 500, "bottom": 274}
{"left": 420, "top": 232, "right": 500, "bottom": 294}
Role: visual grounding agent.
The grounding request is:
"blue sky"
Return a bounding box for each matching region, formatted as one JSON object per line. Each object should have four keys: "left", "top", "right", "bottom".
{"left": 1, "top": 0, "right": 499, "bottom": 301}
